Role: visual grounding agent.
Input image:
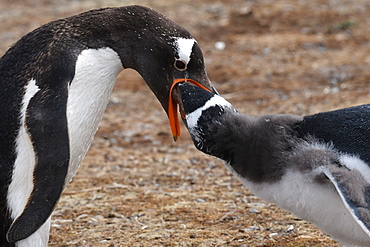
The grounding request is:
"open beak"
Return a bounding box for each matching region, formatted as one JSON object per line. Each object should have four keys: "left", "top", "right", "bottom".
{"left": 168, "top": 78, "right": 212, "bottom": 141}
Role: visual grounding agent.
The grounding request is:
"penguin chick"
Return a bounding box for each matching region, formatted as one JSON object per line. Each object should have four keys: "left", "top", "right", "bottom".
{"left": 179, "top": 82, "right": 370, "bottom": 247}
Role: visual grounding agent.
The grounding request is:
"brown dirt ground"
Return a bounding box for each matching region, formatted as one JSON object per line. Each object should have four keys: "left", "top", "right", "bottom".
{"left": 1, "top": 0, "right": 370, "bottom": 246}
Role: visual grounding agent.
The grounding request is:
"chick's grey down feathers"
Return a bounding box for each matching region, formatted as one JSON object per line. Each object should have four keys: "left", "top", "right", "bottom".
{"left": 195, "top": 111, "right": 305, "bottom": 182}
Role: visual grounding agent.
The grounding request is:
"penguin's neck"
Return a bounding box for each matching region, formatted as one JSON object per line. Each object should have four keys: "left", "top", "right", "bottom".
{"left": 193, "top": 111, "right": 256, "bottom": 170}
{"left": 65, "top": 47, "right": 123, "bottom": 184}
{"left": 194, "top": 112, "right": 293, "bottom": 183}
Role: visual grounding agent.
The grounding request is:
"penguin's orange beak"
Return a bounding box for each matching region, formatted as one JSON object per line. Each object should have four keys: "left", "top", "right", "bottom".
{"left": 168, "top": 78, "right": 212, "bottom": 141}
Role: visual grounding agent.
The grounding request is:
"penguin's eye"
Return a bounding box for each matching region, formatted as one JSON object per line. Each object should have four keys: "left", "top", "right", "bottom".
{"left": 174, "top": 60, "right": 187, "bottom": 71}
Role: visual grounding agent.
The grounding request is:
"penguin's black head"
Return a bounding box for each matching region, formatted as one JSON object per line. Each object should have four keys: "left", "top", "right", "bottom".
{"left": 97, "top": 5, "right": 215, "bottom": 140}
{"left": 114, "top": 5, "right": 213, "bottom": 105}
{"left": 178, "top": 83, "right": 238, "bottom": 157}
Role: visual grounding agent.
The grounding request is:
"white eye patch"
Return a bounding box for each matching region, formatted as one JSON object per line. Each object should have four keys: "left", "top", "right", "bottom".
{"left": 173, "top": 37, "right": 197, "bottom": 65}
{"left": 186, "top": 94, "right": 233, "bottom": 129}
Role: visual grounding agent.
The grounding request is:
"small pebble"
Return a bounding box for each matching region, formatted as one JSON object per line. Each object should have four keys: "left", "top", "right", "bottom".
{"left": 269, "top": 232, "right": 278, "bottom": 238}
{"left": 243, "top": 226, "right": 259, "bottom": 232}
{"left": 249, "top": 208, "right": 259, "bottom": 213}
{"left": 263, "top": 47, "right": 271, "bottom": 54}
{"left": 286, "top": 225, "right": 294, "bottom": 232}
{"left": 196, "top": 198, "right": 206, "bottom": 203}
{"left": 214, "top": 41, "right": 226, "bottom": 50}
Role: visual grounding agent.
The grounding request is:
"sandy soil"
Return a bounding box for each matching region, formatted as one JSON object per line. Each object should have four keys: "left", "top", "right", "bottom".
{"left": 1, "top": 0, "right": 370, "bottom": 246}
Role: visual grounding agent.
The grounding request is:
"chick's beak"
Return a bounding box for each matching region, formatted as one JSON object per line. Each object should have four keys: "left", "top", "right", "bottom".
{"left": 168, "top": 78, "right": 212, "bottom": 141}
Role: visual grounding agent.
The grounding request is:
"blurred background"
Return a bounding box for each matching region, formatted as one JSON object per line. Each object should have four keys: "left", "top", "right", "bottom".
{"left": 1, "top": 0, "right": 369, "bottom": 246}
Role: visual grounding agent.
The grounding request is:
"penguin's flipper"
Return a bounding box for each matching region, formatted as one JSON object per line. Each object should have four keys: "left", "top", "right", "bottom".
{"left": 322, "top": 166, "right": 370, "bottom": 236}
{"left": 7, "top": 82, "right": 70, "bottom": 242}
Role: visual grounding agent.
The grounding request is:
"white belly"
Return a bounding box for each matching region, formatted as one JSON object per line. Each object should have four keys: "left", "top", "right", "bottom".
{"left": 65, "top": 47, "right": 123, "bottom": 186}
{"left": 225, "top": 162, "right": 370, "bottom": 246}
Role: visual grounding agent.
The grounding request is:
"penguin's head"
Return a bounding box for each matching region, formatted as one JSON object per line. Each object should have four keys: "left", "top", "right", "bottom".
{"left": 177, "top": 82, "right": 238, "bottom": 156}
{"left": 98, "top": 5, "right": 215, "bottom": 140}
{"left": 134, "top": 33, "right": 214, "bottom": 141}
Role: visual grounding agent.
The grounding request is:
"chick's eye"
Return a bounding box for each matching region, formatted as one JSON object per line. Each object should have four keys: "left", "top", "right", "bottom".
{"left": 174, "top": 60, "right": 187, "bottom": 71}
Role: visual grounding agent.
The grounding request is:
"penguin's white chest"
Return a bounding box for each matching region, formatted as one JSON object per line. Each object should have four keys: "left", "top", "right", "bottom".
{"left": 228, "top": 164, "right": 370, "bottom": 246}
{"left": 66, "top": 48, "right": 123, "bottom": 185}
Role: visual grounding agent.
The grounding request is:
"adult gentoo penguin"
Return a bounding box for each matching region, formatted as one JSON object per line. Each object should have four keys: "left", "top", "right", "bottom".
{"left": 0, "top": 5, "right": 213, "bottom": 246}
{"left": 175, "top": 82, "right": 370, "bottom": 246}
